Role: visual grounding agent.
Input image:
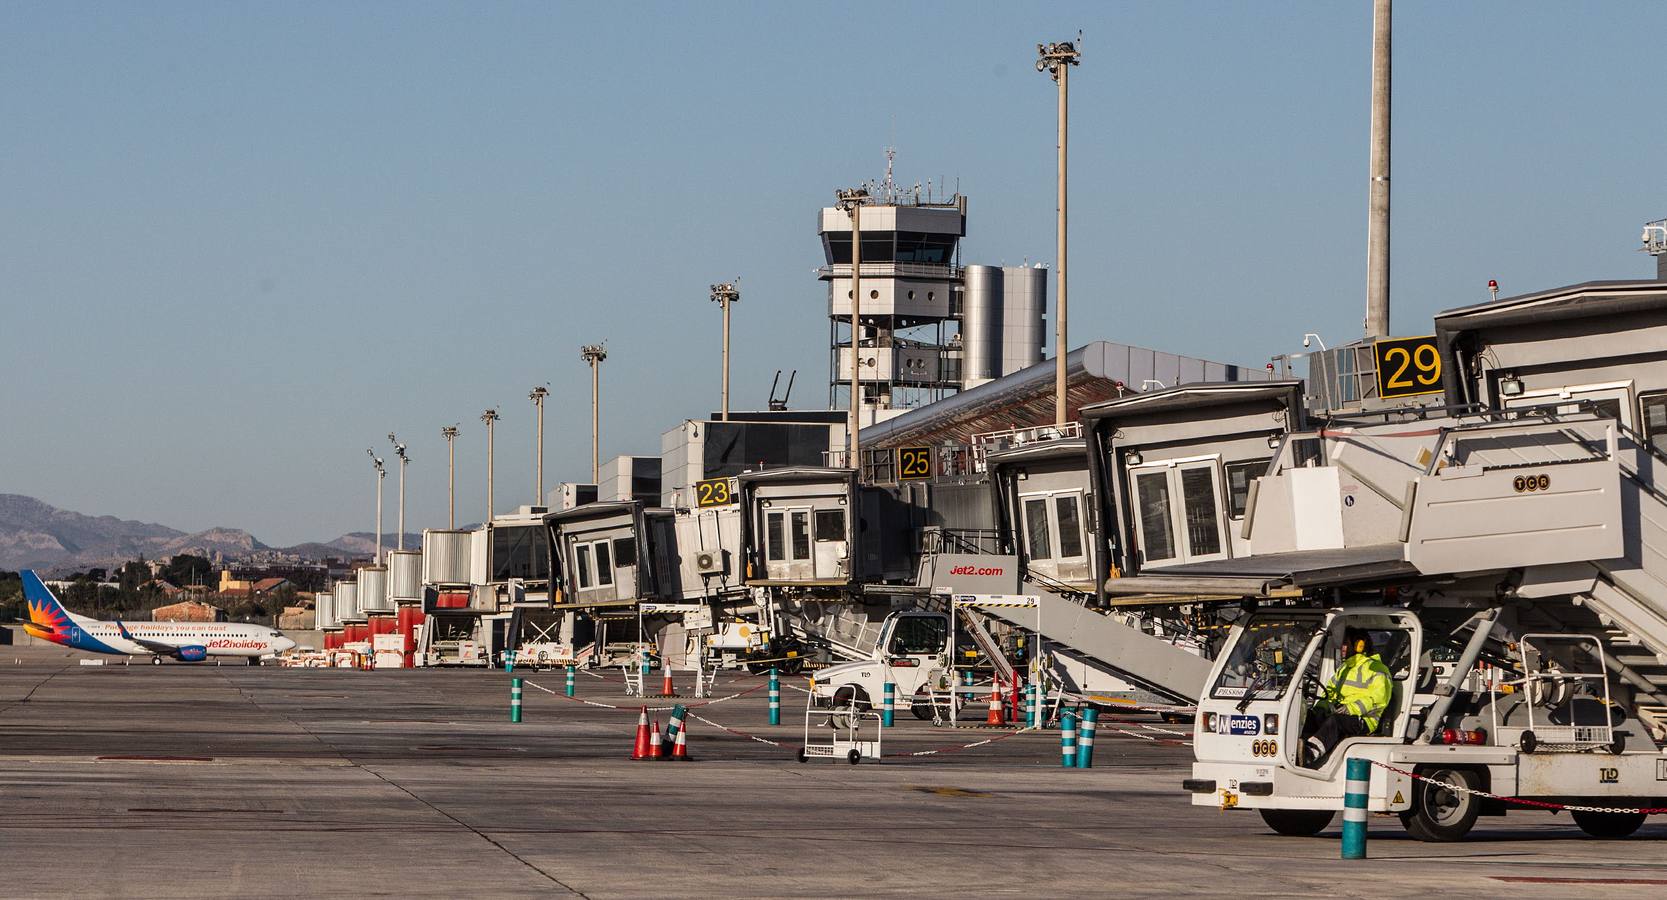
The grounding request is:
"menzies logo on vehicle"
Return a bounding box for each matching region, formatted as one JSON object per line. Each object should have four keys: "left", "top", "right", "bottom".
{"left": 1219, "top": 714, "right": 1261, "bottom": 736}
{"left": 948, "top": 565, "right": 1005, "bottom": 577}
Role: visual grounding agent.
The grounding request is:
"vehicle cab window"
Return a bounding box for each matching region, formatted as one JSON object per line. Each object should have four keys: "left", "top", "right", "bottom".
{"left": 888, "top": 616, "right": 947, "bottom": 656}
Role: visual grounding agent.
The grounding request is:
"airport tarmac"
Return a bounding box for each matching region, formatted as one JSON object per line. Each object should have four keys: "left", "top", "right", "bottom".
{"left": 1, "top": 650, "right": 1664, "bottom": 899}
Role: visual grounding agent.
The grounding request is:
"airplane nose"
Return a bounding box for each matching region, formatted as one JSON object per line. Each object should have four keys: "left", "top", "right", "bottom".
{"left": 278, "top": 637, "right": 297, "bottom": 652}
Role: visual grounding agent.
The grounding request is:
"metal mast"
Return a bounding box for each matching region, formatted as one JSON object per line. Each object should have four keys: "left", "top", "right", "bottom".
{"left": 441, "top": 425, "right": 459, "bottom": 529}
{"left": 480, "top": 408, "right": 500, "bottom": 522}
{"left": 1037, "top": 37, "right": 1080, "bottom": 426}
{"left": 710, "top": 280, "right": 740, "bottom": 421}
{"left": 1365, "top": 0, "right": 1392, "bottom": 338}
{"left": 388, "top": 434, "right": 408, "bottom": 551}
{"left": 529, "top": 386, "right": 549, "bottom": 503}
{"left": 836, "top": 187, "right": 869, "bottom": 468}
{"left": 581, "top": 344, "right": 608, "bottom": 483}
{"left": 367, "top": 449, "right": 386, "bottom": 564}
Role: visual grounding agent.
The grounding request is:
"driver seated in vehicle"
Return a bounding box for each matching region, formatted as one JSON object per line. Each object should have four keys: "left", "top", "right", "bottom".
{"left": 1301, "top": 628, "right": 1392, "bottom": 767}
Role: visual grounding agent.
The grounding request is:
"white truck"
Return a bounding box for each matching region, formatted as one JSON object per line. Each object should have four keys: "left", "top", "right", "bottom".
{"left": 809, "top": 611, "right": 982, "bottom": 720}
{"left": 1184, "top": 606, "right": 1666, "bottom": 841}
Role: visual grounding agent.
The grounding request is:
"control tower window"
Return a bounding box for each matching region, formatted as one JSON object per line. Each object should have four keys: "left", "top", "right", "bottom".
{"left": 893, "top": 231, "right": 954, "bottom": 264}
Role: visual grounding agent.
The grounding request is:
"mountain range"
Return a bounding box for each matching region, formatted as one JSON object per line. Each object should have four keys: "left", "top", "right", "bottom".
{"left": 0, "top": 494, "right": 422, "bottom": 572}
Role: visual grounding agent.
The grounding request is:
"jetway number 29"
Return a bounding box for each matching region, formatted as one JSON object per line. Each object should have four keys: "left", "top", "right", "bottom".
{"left": 1373, "top": 336, "right": 1443, "bottom": 399}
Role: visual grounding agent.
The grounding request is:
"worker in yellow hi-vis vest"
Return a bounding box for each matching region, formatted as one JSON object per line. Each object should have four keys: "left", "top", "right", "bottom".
{"left": 1302, "top": 628, "right": 1392, "bottom": 767}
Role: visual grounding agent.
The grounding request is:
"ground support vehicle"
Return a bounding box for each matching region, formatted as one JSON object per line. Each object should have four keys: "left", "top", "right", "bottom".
{"left": 1184, "top": 605, "right": 1667, "bottom": 841}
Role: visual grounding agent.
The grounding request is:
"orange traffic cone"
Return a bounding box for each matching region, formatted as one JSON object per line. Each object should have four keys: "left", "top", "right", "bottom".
{"left": 649, "top": 718, "right": 664, "bottom": 759}
{"left": 986, "top": 685, "right": 1005, "bottom": 725}
{"left": 630, "top": 707, "right": 652, "bottom": 760}
{"left": 669, "top": 723, "right": 690, "bottom": 761}
{"left": 662, "top": 669, "right": 676, "bottom": 697}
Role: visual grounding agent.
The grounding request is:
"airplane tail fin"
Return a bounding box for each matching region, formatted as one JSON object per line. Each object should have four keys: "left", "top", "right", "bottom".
{"left": 21, "top": 570, "right": 96, "bottom": 631}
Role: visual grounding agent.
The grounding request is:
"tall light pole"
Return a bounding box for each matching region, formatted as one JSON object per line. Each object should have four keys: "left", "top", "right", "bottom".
{"left": 388, "top": 434, "right": 408, "bottom": 551}
{"left": 529, "top": 385, "right": 549, "bottom": 504}
{"left": 1037, "top": 37, "right": 1080, "bottom": 426}
{"left": 480, "top": 408, "right": 500, "bottom": 522}
{"left": 367, "top": 449, "right": 386, "bottom": 563}
{"left": 836, "top": 187, "right": 869, "bottom": 469}
{"left": 441, "top": 425, "right": 459, "bottom": 529}
{"left": 1364, "top": 0, "right": 1392, "bottom": 339}
{"left": 581, "top": 344, "right": 608, "bottom": 483}
{"left": 710, "top": 280, "right": 740, "bottom": 421}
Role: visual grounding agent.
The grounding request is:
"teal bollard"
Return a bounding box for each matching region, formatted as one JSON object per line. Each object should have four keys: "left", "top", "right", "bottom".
{"left": 1075, "top": 708, "right": 1098, "bottom": 768}
{"left": 882, "top": 680, "right": 895, "bottom": 727}
{"left": 1025, "top": 682, "right": 1038, "bottom": 729}
{"left": 504, "top": 648, "right": 516, "bottom": 673}
{"left": 665, "top": 703, "right": 688, "bottom": 745}
{"left": 510, "top": 677, "right": 523, "bottom": 723}
{"left": 768, "top": 667, "right": 781, "bottom": 726}
{"left": 1060, "top": 711, "right": 1077, "bottom": 767}
{"left": 1341, "top": 757, "right": 1371, "bottom": 859}
{"left": 639, "top": 648, "right": 650, "bottom": 684}
{"left": 565, "top": 664, "right": 575, "bottom": 697}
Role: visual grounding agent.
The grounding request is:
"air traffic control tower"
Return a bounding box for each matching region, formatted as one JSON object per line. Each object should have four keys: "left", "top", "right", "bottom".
{"left": 818, "top": 181, "right": 1046, "bottom": 425}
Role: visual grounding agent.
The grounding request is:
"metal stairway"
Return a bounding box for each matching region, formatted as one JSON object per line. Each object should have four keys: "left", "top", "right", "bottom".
{"left": 981, "top": 582, "right": 1212, "bottom": 706}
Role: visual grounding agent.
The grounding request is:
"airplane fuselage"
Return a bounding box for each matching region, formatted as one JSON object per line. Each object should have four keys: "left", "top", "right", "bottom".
{"left": 26, "top": 620, "right": 293, "bottom": 658}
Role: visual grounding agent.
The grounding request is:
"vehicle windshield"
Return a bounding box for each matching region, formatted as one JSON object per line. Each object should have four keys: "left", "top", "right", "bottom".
{"left": 1210, "top": 615, "right": 1319, "bottom": 701}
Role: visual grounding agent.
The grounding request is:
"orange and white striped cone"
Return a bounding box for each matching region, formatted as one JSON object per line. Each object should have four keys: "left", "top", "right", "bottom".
{"left": 662, "top": 669, "right": 676, "bottom": 697}
{"left": 649, "top": 718, "right": 664, "bottom": 760}
{"left": 669, "top": 723, "right": 690, "bottom": 761}
{"left": 630, "top": 707, "right": 652, "bottom": 760}
{"left": 986, "top": 685, "right": 1005, "bottom": 726}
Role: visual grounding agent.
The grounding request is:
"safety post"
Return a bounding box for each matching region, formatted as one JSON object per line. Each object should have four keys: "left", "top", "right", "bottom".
{"left": 1060, "top": 710, "right": 1077, "bottom": 767}
{"left": 565, "top": 664, "right": 576, "bottom": 697}
{"left": 1009, "top": 670, "right": 1021, "bottom": 724}
{"left": 639, "top": 646, "right": 650, "bottom": 685}
{"left": 882, "top": 679, "right": 895, "bottom": 727}
{"left": 1341, "top": 757, "right": 1370, "bottom": 859}
{"left": 510, "top": 677, "right": 524, "bottom": 723}
{"left": 1075, "top": 708, "right": 1097, "bottom": 768}
{"left": 768, "top": 667, "right": 781, "bottom": 725}
{"left": 505, "top": 648, "right": 516, "bottom": 673}
{"left": 664, "top": 703, "right": 688, "bottom": 747}
{"left": 1025, "top": 682, "right": 1038, "bottom": 730}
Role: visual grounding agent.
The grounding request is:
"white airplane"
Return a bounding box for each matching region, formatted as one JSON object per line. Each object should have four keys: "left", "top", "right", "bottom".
{"left": 20, "top": 570, "right": 297, "bottom": 664}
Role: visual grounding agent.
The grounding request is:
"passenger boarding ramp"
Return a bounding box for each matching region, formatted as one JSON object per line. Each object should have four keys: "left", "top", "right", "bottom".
{"left": 920, "top": 528, "right": 1212, "bottom": 706}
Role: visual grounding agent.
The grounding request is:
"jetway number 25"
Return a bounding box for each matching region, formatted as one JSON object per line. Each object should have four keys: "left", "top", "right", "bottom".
{"left": 1373, "top": 336, "right": 1443, "bottom": 399}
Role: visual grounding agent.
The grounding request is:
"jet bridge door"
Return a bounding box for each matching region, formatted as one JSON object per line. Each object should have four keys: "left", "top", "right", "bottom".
{"left": 1129, "top": 457, "right": 1230, "bottom": 570}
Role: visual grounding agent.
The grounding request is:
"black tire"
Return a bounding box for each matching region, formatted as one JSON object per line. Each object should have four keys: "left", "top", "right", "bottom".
{"left": 910, "top": 690, "right": 940, "bottom": 721}
{"left": 1519, "top": 730, "right": 1537, "bottom": 754}
{"left": 1572, "top": 810, "right": 1646, "bottom": 839}
{"left": 795, "top": 748, "right": 808, "bottom": 764}
{"left": 1258, "top": 809, "right": 1335, "bottom": 837}
{"left": 1400, "top": 767, "right": 1482, "bottom": 842}
{"left": 847, "top": 749, "right": 861, "bottom": 765}
{"left": 779, "top": 656, "right": 805, "bottom": 676}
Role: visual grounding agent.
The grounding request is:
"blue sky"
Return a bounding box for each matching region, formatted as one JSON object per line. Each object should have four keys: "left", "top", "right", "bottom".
{"left": 3, "top": 2, "right": 1663, "bottom": 545}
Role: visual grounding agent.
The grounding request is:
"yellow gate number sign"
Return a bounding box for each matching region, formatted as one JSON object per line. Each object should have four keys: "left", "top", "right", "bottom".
{"left": 1373, "top": 335, "right": 1443, "bottom": 399}
{"left": 898, "top": 447, "right": 933, "bottom": 480}
{"left": 694, "top": 477, "right": 736, "bottom": 508}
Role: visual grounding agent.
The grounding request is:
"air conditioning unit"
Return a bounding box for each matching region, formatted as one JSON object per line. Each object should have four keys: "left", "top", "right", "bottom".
{"left": 693, "top": 550, "right": 727, "bottom": 576}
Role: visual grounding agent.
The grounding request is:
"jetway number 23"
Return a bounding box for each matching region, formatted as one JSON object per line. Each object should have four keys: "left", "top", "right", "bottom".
{"left": 1373, "top": 335, "right": 1443, "bottom": 399}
